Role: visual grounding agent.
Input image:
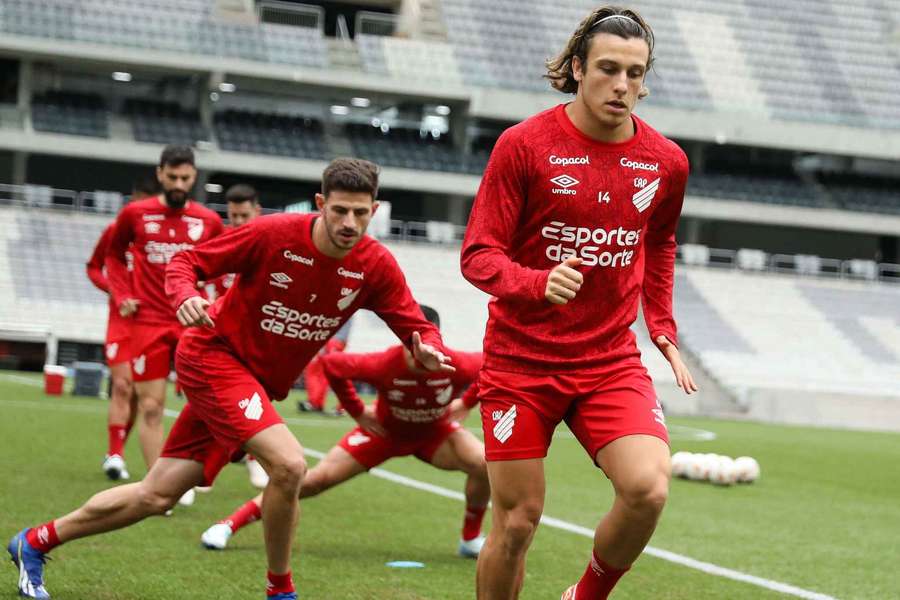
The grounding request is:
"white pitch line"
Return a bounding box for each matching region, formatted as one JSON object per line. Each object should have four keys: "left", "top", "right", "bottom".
{"left": 9, "top": 398, "right": 833, "bottom": 599}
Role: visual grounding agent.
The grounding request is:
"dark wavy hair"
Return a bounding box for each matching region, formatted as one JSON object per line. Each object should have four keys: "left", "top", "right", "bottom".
{"left": 545, "top": 6, "right": 654, "bottom": 94}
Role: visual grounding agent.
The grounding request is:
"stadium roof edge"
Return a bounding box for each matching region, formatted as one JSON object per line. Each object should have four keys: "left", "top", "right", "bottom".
{"left": 2, "top": 34, "right": 900, "bottom": 160}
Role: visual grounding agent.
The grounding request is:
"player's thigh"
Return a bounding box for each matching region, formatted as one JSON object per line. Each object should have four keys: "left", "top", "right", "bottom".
{"left": 108, "top": 360, "right": 132, "bottom": 383}
{"left": 596, "top": 434, "right": 671, "bottom": 495}
{"left": 244, "top": 423, "right": 305, "bottom": 472}
{"left": 142, "top": 456, "right": 205, "bottom": 499}
{"left": 134, "top": 377, "right": 167, "bottom": 406}
{"left": 487, "top": 458, "right": 545, "bottom": 517}
{"left": 428, "top": 427, "right": 486, "bottom": 474}
{"left": 305, "top": 444, "right": 367, "bottom": 489}
{"left": 566, "top": 366, "right": 669, "bottom": 467}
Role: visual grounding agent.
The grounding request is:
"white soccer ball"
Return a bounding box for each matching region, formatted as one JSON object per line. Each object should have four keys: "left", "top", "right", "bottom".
{"left": 708, "top": 457, "right": 738, "bottom": 486}
{"left": 671, "top": 451, "right": 693, "bottom": 478}
{"left": 684, "top": 453, "right": 711, "bottom": 481}
{"left": 733, "top": 456, "right": 760, "bottom": 483}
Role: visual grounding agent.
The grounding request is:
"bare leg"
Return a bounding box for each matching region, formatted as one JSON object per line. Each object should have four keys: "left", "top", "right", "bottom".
{"left": 476, "top": 459, "right": 545, "bottom": 600}
{"left": 135, "top": 378, "right": 167, "bottom": 468}
{"left": 243, "top": 424, "right": 307, "bottom": 575}
{"left": 428, "top": 429, "right": 491, "bottom": 527}
{"left": 593, "top": 435, "right": 670, "bottom": 567}
{"left": 54, "top": 458, "right": 203, "bottom": 542}
{"left": 107, "top": 362, "right": 133, "bottom": 428}
{"left": 298, "top": 445, "right": 367, "bottom": 499}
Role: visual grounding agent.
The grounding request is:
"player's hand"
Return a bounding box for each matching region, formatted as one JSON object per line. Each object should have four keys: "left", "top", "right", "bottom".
{"left": 176, "top": 296, "right": 215, "bottom": 328}
{"left": 354, "top": 405, "right": 386, "bottom": 437}
{"left": 412, "top": 331, "right": 455, "bottom": 372}
{"left": 447, "top": 398, "right": 470, "bottom": 424}
{"left": 545, "top": 257, "right": 583, "bottom": 305}
{"left": 657, "top": 336, "right": 698, "bottom": 395}
{"left": 119, "top": 298, "right": 140, "bottom": 317}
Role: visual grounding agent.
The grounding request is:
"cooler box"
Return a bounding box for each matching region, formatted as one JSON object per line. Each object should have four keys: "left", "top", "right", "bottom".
{"left": 72, "top": 361, "right": 104, "bottom": 397}
{"left": 43, "top": 364, "right": 66, "bottom": 395}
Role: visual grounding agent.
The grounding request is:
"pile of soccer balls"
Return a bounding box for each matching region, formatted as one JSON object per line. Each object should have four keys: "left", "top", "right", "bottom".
{"left": 671, "top": 452, "right": 760, "bottom": 486}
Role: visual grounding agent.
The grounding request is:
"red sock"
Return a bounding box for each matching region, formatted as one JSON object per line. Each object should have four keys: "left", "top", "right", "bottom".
{"left": 221, "top": 500, "right": 262, "bottom": 533}
{"left": 462, "top": 504, "right": 487, "bottom": 541}
{"left": 25, "top": 521, "right": 60, "bottom": 554}
{"left": 107, "top": 424, "right": 127, "bottom": 457}
{"left": 575, "top": 551, "right": 629, "bottom": 600}
{"left": 266, "top": 570, "right": 294, "bottom": 597}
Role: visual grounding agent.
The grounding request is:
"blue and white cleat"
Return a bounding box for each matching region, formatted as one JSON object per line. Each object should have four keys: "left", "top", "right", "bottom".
{"left": 7, "top": 529, "right": 50, "bottom": 599}
{"left": 267, "top": 593, "right": 297, "bottom": 599}
{"left": 458, "top": 535, "right": 486, "bottom": 558}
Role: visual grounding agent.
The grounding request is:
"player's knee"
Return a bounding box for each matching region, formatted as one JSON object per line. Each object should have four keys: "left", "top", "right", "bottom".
{"left": 498, "top": 503, "right": 542, "bottom": 553}
{"left": 111, "top": 377, "right": 133, "bottom": 400}
{"left": 136, "top": 483, "right": 178, "bottom": 515}
{"left": 139, "top": 397, "right": 164, "bottom": 425}
{"left": 618, "top": 467, "right": 669, "bottom": 516}
{"left": 269, "top": 455, "right": 308, "bottom": 492}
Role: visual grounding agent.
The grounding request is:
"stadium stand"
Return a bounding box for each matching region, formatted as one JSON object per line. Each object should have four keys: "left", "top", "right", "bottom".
{"left": 124, "top": 99, "right": 209, "bottom": 146}
{"left": 215, "top": 109, "right": 328, "bottom": 159}
{"left": 31, "top": 90, "right": 109, "bottom": 138}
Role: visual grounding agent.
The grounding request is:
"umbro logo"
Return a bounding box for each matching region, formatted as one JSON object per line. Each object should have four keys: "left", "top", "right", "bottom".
{"left": 550, "top": 174, "right": 579, "bottom": 196}
{"left": 239, "top": 392, "right": 263, "bottom": 421}
{"left": 144, "top": 222, "right": 161, "bottom": 234}
{"left": 492, "top": 405, "right": 517, "bottom": 444}
{"left": 269, "top": 272, "right": 292, "bottom": 289}
{"left": 37, "top": 526, "right": 49, "bottom": 545}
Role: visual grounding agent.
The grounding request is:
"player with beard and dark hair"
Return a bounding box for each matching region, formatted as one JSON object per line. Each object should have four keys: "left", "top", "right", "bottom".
{"left": 101, "top": 145, "right": 224, "bottom": 495}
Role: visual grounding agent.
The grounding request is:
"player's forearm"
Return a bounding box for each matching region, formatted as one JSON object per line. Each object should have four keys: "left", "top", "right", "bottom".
{"left": 165, "top": 254, "right": 205, "bottom": 311}
{"left": 460, "top": 246, "right": 546, "bottom": 302}
{"left": 642, "top": 238, "right": 679, "bottom": 347}
{"left": 85, "top": 265, "right": 109, "bottom": 293}
{"left": 104, "top": 256, "right": 133, "bottom": 305}
{"left": 328, "top": 380, "right": 365, "bottom": 417}
{"left": 460, "top": 382, "right": 480, "bottom": 409}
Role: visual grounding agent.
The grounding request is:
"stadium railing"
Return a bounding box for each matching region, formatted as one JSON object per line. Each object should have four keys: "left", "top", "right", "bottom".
{"left": 1, "top": 182, "right": 897, "bottom": 285}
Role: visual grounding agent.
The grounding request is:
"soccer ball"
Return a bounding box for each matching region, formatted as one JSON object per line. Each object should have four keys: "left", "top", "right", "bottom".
{"left": 708, "top": 456, "right": 738, "bottom": 486}
{"left": 684, "top": 453, "right": 712, "bottom": 481}
{"left": 733, "top": 456, "right": 760, "bottom": 483}
{"left": 670, "top": 451, "right": 693, "bottom": 478}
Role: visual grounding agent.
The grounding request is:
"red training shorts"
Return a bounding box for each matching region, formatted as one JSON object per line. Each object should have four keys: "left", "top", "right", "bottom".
{"left": 104, "top": 301, "right": 133, "bottom": 366}
{"left": 338, "top": 420, "right": 460, "bottom": 470}
{"left": 160, "top": 332, "right": 284, "bottom": 486}
{"left": 477, "top": 358, "right": 668, "bottom": 463}
{"left": 128, "top": 322, "right": 183, "bottom": 382}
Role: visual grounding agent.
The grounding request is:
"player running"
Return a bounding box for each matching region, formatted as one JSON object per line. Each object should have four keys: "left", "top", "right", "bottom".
{"left": 459, "top": 7, "right": 697, "bottom": 599}
{"left": 7, "top": 158, "right": 452, "bottom": 600}
{"left": 200, "top": 305, "right": 488, "bottom": 557}
{"left": 104, "top": 145, "right": 224, "bottom": 483}
{"left": 85, "top": 176, "right": 162, "bottom": 481}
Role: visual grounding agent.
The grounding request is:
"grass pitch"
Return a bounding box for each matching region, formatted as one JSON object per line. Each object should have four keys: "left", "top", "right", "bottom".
{"left": 1, "top": 371, "right": 896, "bottom": 599}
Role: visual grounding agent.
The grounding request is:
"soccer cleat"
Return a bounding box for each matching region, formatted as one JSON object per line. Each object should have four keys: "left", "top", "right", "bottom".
{"left": 194, "top": 486, "right": 213, "bottom": 493}
{"left": 178, "top": 488, "right": 196, "bottom": 506}
{"left": 297, "top": 401, "right": 322, "bottom": 413}
{"left": 560, "top": 584, "right": 577, "bottom": 600}
{"left": 102, "top": 454, "right": 129, "bottom": 481}
{"left": 458, "top": 535, "right": 486, "bottom": 558}
{"left": 200, "top": 523, "right": 233, "bottom": 550}
{"left": 247, "top": 458, "right": 270, "bottom": 489}
{"left": 267, "top": 594, "right": 297, "bottom": 600}
{"left": 7, "top": 529, "right": 51, "bottom": 599}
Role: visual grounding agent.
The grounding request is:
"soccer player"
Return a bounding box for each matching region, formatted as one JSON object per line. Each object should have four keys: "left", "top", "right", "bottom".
{"left": 104, "top": 145, "right": 224, "bottom": 482}
{"left": 200, "top": 305, "right": 488, "bottom": 557}
{"left": 459, "top": 7, "right": 697, "bottom": 600}
{"left": 7, "top": 158, "right": 452, "bottom": 600}
{"left": 86, "top": 176, "right": 162, "bottom": 480}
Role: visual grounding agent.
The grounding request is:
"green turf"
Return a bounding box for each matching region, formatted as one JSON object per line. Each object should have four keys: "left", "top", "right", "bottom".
{"left": 1, "top": 371, "right": 895, "bottom": 599}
